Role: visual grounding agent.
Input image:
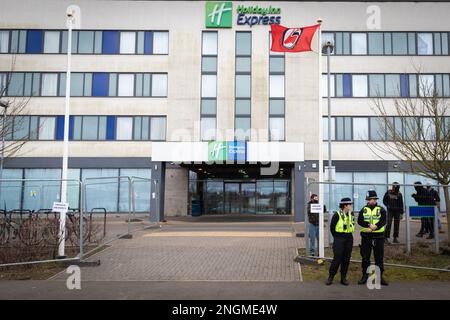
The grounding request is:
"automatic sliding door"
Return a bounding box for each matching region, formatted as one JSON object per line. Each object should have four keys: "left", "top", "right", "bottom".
{"left": 241, "top": 183, "right": 256, "bottom": 214}
{"left": 205, "top": 181, "right": 224, "bottom": 214}
{"left": 224, "top": 183, "right": 240, "bottom": 214}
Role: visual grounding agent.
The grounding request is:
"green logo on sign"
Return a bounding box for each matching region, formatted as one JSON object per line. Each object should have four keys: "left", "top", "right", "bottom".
{"left": 208, "top": 141, "right": 227, "bottom": 161}
{"left": 205, "top": 1, "right": 233, "bottom": 28}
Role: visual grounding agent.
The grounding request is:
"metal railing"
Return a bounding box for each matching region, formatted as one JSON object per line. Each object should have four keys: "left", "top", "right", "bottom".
{"left": 305, "top": 181, "right": 446, "bottom": 257}
{"left": 0, "top": 176, "right": 160, "bottom": 268}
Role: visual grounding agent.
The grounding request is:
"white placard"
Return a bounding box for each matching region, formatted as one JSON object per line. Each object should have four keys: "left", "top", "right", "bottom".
{"left": 310, "top": 203, "right": 323, "bottom": 213}
{"left": 52, "top": 202, "right": 69, "bottom": 213}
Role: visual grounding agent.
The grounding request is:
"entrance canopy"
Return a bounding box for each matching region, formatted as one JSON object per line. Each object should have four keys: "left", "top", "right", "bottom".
{"left": 152, "top": 142, "right": 304, "bottom": 163}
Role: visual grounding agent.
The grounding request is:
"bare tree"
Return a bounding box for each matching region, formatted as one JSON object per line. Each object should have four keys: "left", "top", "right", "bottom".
{"left": 370, "top": 72, "right": 450, "bottom": 247}
{"left": 0, "top": 56, "right": 33, "bottom": 176}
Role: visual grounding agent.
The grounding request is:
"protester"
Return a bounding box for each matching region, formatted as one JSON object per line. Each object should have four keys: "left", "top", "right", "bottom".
{"left": 382, "top": 182, "right": 404, "bottom": 244}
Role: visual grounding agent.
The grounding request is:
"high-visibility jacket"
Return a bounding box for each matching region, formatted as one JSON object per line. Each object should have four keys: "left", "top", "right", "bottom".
{"left": 360, "top": 206, "right": 385, "bottom": 233}
{"left": 335, "top": 210, "right": 355, "bottom": 233}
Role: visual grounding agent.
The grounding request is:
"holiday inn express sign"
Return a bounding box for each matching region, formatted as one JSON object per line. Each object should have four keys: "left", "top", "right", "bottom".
{"left": 205, "top": 2, "right": 281, "bottom": 28}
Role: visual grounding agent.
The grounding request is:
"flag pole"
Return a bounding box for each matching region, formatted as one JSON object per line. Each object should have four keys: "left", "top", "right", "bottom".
{"left": 316, "top": 18, "right": 325, "bottom": 259}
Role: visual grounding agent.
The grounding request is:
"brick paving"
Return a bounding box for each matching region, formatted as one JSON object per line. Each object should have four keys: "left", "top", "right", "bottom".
{"left": 55, "top": 215, "right": 305, "bottom": 281}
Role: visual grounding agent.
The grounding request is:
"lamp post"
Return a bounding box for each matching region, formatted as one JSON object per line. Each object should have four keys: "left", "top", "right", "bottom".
{"left": 322, "top": 40, "right": 335, "bottom": 248}
{"left": 58, "top": 5, "right": 81, "bottom": 258}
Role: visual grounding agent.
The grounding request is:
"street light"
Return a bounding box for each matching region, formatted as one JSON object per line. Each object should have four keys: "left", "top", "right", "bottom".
{"left": 58, "top": 5, "right": 81, "bottom": 258}
{"left": 322, "top": 40, "right": 335, "bottom": 247}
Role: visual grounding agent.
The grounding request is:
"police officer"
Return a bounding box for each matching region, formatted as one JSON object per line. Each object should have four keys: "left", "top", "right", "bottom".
{"left": 326, "top": 197, "right": 355, "bottom": 286}
{"left": 357, "top": 190, "right": 389, "bottom": 286}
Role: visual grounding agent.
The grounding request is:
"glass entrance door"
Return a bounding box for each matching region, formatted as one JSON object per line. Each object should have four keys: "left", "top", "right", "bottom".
{"left": 240, "top": 183, "right": 256, "bottom": 214}
{"left": 224, "top": 183, "right": 240, "bottom": 214}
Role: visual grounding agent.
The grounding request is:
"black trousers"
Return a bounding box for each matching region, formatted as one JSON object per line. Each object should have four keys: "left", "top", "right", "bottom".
{"left": 385, "top": 211, "right": 401, "bottom": 239}
{"left": 329, "top": 236, "right": 353, "bottom": 278}
{"left": 360, "top": 235, "right": 384, "bottom": 275}
{"left": 419, "top": 217, "right": 434, "bottom": 235}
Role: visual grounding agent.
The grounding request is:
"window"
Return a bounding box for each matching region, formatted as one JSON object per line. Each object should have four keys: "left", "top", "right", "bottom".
{"left": 41, "top": 73, "right": 58, "bottom": 96}
{"left": 418, "top": 33, "right": 433, "bottom": 55}
{"left": 421, "top": 118, "right": 435, "bottom": 140}
{"left": 236, "top": 100, "right": 251, "bottom": 115}
{"left": 336, "top": 32, "right": 350, "bottom": 55}
{"left": 201, "top": 99, "right": 216, "bottom": 115}
{"left": 392, "top": 32, "right": 407, "bottom": 55}
{"left": 352, "top": 75, "right": 368, "bottom": 97}
{"left": 201, "top": 118, "right": 216, "bottom": 141}
{"left": 323, "top": 117, "right": 336, "bottom": 140}
{"left": 201, "top": 75, "right": 216, "bottom": 98}
{"left": 408, "top": 33, "right": 416, "bottom": 55}
{"left": 150, "top": 117, "right": 166, "bottom": 140}
{"left": 71, "top": 73, "right": 84, "bottom": 96}
{"left": 269, "top": 75, "right": 284, "bottom": 98}
{"left": 7, "top": 73, "right": 24, "bottom": 96}
{"left": 81, "top": 116, "right": 99, "bottom": 140}
{"left": 236, "top": 57, "right": 251, "bottom": 73}
{"left": 202, "top": 32, "right": 217, "bottom": 55}
{"left": 38, "top": 117, "right": 55, "bottom": 140}
{"left": 368, "top": 33, "right": 383, "bottom": 55}
{"left": 13, "top": 116, "right": 30, "bottom": 140}
{"left": 236, "top": 32, "right": 251, "bottom": 55}
{"left": 116, "top": 117, "right": 133, "bottom": 140}
{"left": 202, "top": 57, "right": 217, "bottom": 73}
{"left": 0, "top": 31, "right": 9, "bottom": 53}
{"left": 269, "top": 118, "right": 284, "bottom": 141}
{"left": 419, "top": 75, "right": 434, "bottom": 97}
{"left": 118, "top": 74, "right": 134, "bottom": 96}
{"left": 351, "top": 33, "right": 367, "bottom": 54}
{"left": 370, "top": 117, "right": 385, "bottom": 140}
{"left": 43, "top": 31, "right": 60, "bottom": 53}
{"left": 153, "top": 32, "right": 169, "bottom": 54}
{"left": 236, "top": 75, "right": 251, "bottom": 98}
{"left": 78, "top": 31, "right": 94, "bottom": 54}
{"left": 322, "top": 74, "right": 335, "bottom": 97}
{"left": 152, "top": 74, "right": 167, "bottom": 97}
{"left": 235, "top": 117, "right": 251, "bottom": 140}
{"left": 336, "top": 117, "right": 352, "bottom": 141}
{"left": 269, "top": 56, "right": 284, "bottom": 73}
{"left": 120, "top": 32, "right": 136, "bottom": 54}
{"left": 385, "top": 74, "right": 400, "bottom": 97}
{"left": 369, "top": 74, "right": 384, "bottom": 97}
{"left": 352, "top": 118, "right": 369, "bottom": 140}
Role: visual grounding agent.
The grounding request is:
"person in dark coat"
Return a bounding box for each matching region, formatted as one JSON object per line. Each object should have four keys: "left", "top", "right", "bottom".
{"left": 307, "top": 194, "right": 320, "bottom": 256}
{"left": 382, "top": 182, "right": 404, "bottom": 244}
{"left": 412, "top": 181, "right": 434, "bottom": 239}
{"left": 357, "top": 190, "right": 388, "bottom": 286}
{"left": 326, "top": 197, "right": 355, "bottom": 286}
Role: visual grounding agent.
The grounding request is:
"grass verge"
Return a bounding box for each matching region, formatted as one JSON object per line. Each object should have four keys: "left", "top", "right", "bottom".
{"left": 298, "top": 241, "right": 450, "bottom": 282}
{"left": 0, "top": 245, "right": 109, "bottom": 280}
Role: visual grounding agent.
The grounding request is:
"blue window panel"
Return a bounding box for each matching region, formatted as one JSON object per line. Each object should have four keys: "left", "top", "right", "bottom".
{"left": 106, "top": 116, "right": 116, "bottom": 140}
{"left": 26, "top": 30, "right": 43, "bottom": 53}
{"left": 102, "top": 31, "right": 119, "bottom": 54}
{"left": 343, "top": 74, "right": 352, "bottom": 97}
{"left": 144, "top": 31, "right": 153, "bottom": 54}
{"left": 400, "top": 74, "right": 409, "bottom": 97}
{"left": 56, "top": 116, "right": 65, "bottom": 140}
{"left": 69, "top": 115, "right": 74, "bottom": 140}
{"left": 92, "top": 73, "right": 109, "bottom": 96}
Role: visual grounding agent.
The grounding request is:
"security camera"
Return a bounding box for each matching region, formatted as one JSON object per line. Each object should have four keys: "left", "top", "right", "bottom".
{"left": 317, "top": 18, "right": 323, "bottom": 24}
{"left": 67, "top": 11, "right": 73, "bottom": 17}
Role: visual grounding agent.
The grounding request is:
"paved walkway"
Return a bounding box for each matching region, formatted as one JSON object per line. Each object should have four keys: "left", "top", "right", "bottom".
{"left": 2, "top": 215, "right": 449, "bottom": 299}
{"left": 54, "top": 215, "right": 304, "bottom": 282}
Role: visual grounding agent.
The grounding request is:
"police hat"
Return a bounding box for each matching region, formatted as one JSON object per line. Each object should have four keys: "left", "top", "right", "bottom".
{"left": 365, "top": 190, "right": 378, "bottom": 200}
{"left": 339, "top": 197, "right": 353, "bottom": 205}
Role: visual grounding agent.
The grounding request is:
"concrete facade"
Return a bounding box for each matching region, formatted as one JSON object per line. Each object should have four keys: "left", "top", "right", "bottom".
{"left": 1, "top": 0, "right": 449, "bottom": 219}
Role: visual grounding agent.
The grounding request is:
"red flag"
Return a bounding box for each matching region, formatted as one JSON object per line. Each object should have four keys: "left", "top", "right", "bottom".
{"left": 270, "top": 23, "right": 320, "bottom": 52}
